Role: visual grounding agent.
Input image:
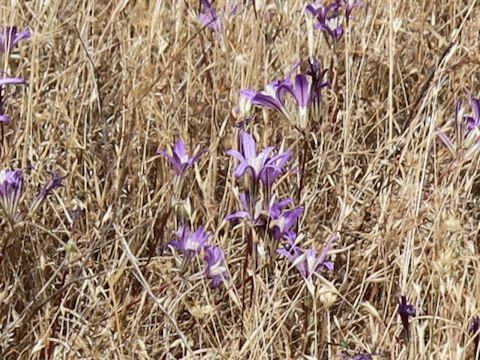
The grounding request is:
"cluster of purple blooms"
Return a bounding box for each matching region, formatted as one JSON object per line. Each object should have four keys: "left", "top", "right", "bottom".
{"left": 226, "top": 130, "right": 336, "bottom": 281}
{"left": 197, "top": 0, "right": 250, "bottom": 36}
{"left": 436, "top": 95, "right": 480, "bottom": 159}
{"left": 158, "top": 139, "right": 228, "bottom": 288}
{"left": 169, "top": 4, "right": 480, "bottom": 353}
{"left": 0, "top": 169, "right": 65, "bottom": 224}
{"left": 0, "top": 28, "right": 65, "bottom": 224}
{"left": 0, "top": 27, "right": 64, "bottom": 224}
{"left": 169, "top": 226, "right": 228, "bottom": 288}
{"left": 238, "top": 59, "right": 329, "bottom": 129}
{"left": 306, "top": 0, "right": 366, "bottom": 41}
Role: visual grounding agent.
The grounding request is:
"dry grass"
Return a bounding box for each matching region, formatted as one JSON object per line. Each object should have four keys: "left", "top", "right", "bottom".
{"left": 1, "top": 0, "right": 480, "bottom": 359}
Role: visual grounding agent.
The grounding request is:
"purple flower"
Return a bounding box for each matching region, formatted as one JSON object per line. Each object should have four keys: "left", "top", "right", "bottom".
{"left": 198, "top": 0, "right": 223, "bottom": 33}
{"left": 398, "top": 296, "right": 416, "bottom": 341}
{"left": 0, "top": 76, "right": 26, "bottom": 124}
{"left": 0, "top": 27, "right": 31, "bottom": 53}
{"left": 157, "top": 139, "right": 206, "bottom": 176}
{"left": 226, "top": 131, "right": 289, "bottom": 185}
{"left": 277, "top": 234, "right": 338, "bottom": 279}
{"left": 204, "top": 245, "right": 228, "bottom": 288}
{"left": 307, "top": 1, "right": 344, "bottom": 40}
{"left": 464, "top": 96, "right": 480, "bottom": 132}
{"left": 269, "top": 200, "right": 303, "bottom": 242}
{"left": 169, "top": 226, "right": 210, "bottom": 257}
{"left": 308, "top": 58, "right": 330, "bottom": 103}
{"left": 471, "top": 316, "right": 480, "bottom": 356}
{"left": 278, "top": 74, "right": 313, "bottom": 127}
{"left": 307, "top": 1, "right": 365, "bottom": 38}
{"left": 437, "top": 96, "right": 480, "bottom": 158}
{"left": 260, "top": 149, "right": 292, "bottom": 187}
{"left": 343, "top": 0, "right": 367, "bottom": 23}
{"left": 246, "top": 80, "right": 290, "bottom": 118}
{"left": 0, "top": 170, "right": 23, "bottom": 221}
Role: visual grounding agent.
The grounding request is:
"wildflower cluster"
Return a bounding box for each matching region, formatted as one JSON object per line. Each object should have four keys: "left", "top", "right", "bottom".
{"left": 226, "top": 130, "right": 336, "bottom": 288}
{"left": 158, "top": 139, "right": 228, "bottom": 288}
{"left": 170, "top": 226, "right": 228, "bottom": 288}
{"left": 436, "top": 96, "right": 480, "bottom": 160}
{"left": 306, "top": 0, "right": 366, "bottom": 42}
{"left": 0, "top": 28, "right": 65, "bottom": 228}
{"left": 197, "top": 0, "right": 249, "bottom": 39}
{"left": 238, "top": 59, "right": 329, "bottom": 129}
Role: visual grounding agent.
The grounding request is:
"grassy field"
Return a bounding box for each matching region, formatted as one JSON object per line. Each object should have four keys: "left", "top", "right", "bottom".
{"left": 1, "top": 0, "right": 480, "bottom": 359}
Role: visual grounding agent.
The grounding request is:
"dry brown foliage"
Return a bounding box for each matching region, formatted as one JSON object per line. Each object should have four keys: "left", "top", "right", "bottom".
{"left": 1, "top": 0, "right": 480, "bottom": 359}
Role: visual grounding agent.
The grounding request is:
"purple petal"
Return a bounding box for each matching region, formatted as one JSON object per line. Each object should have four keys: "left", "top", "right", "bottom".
{"left": 0, "top": 115, "right": 11, "bottom": 124}
{"left": 240, "top": 89, "right": 256, "bottom": 100}
{"left": 234, "top": 162, "right": 249, "bottom": 178}
{"left": 173, "top": 140, "right": 187, "bottom": 158}
{"left": 240, "top": 131, "right": 257, "bottom": 160}
{"left": 471, "top": 96, "right": 480, "bottom": 122}
{"left": 225, "top": 210, "right": 250, "bottom": 222}
{"left": 226, "top": 149, "right": 246, "bottom": 162}
{"left": 320, "top": 261, "right": 334, "bottom": 271}
{"left": 189, "top": 148, "right": 207, "bottom": 165}
{"left": 294, "top": 74, "right": 310, "bottom": 108}
{"left": 251, "top": 93, "right": 284, "bottom": 113}
{"left": 0, "top": 77, "right": 25, "bottom": 86}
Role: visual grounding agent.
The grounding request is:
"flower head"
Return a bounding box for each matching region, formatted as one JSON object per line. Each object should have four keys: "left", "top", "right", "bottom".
{"left": 0, "top": 27, "right": 31, "bottom": 53}
{"left": 277, "top": 234, "right": 337, "bottom": 279}
{"left": 306, "top": 1, "right": 344, "bottom": 40}
{"left": 198, "top": 0, "right": 223, "bottom": 33}
{"left": 436, "top": 95, "right": 480, "bottom": 159}
{"left": 464, "top": 96, "right": 480, "bottom": 132}
{"left": 307, "top": 0, "right": 365, "bottom": 39}
{"left": 226, "top": 131, "right": 289, "bottom": 185}
{"left": 242, "top": 60, "right": 329, "bottom": 128}
{"left": 157, "top": 139, "right": 206, "bottom": 176}
{"left": 398, "top": 296, "right": 416, "bottom": 341}
{"left": 269, "top": 200, "right": 303, "bottom": 242}
{"left": 204, "top": 245, "right": 228, "bottom": 288}
{"left": 0, "top": 169, "right": 23, "bottom": 222}
{"left": 169, "top": 226, "right": 210, "bottom": 257}
{"left": 245, "top": 80, "right": 290, "bottom": 118}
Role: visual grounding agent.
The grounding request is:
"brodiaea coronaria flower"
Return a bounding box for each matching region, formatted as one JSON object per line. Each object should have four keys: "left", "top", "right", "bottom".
{"left": 204, "top": 245, "right": 228, "bottom": 288}
{"left": 0, "top": 169, "right": 23, "bottom": 222}
{"left": 198, "top": 0, "right": 223, "bottom": 33}
{"left": 157, "top": 139, "right": 206, "bottom": 177}
{"left": 277, "top": 234, "right": 337, "bottom": 279}
{"left": 0, "top": 27, "right": 31, "bottom": 53}
{"left": 226, "top": 131, "right": 291, "bottom": 186}
{"left": 169, "top": 226, "right": 210, "bottom": 258}
{"left": 306, "top": 1, "right": 344, "bottom": 40}
{"left": 436, "top": 96, "right": 480, "bottom": 159}
{"left": 269, "top": 199, "right": 303, "bottom": 243}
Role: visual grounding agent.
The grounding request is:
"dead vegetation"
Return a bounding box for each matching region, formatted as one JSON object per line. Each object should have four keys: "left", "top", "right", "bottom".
{"left": 1, "top": 0, "right": 480, "bottom": 359}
